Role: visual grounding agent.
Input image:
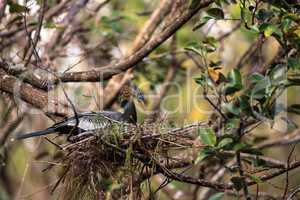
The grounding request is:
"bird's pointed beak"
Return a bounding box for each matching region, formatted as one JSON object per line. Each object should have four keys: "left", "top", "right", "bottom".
{"left": 132, "top": 85, "right": 146, "bottom": 107}
{"left": 138, "top": 97, "right": 146, "bottom": 109}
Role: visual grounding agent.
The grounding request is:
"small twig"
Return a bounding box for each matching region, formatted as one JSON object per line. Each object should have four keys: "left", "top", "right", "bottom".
{"left": 0, "top": 0, "right": 6, "bottom": 22}
{"left": 236, "top": 34, "right": 264, "bottom": 69}
{"left": 0, "top": 112, "right": 26, "bottom": 145}
{"left": 101, "top": 0, "right": 173, "bottom": 110}
{"left": 255, "top": 129, "right": 300, "bottom": 150}
{"left": 22, "top": 1, "right": 44, "bottom": 66}
{"left": 255, "top": 183, "right": 259, "bottom": 200}
{"left": 203, "top": 92, "right": 228, "bottom": 120}
{"left": 24, "top": 0, "right": 46, "bottom": 68}
{"left": 51, "top": 165, "right": 70, "bottom": 194}
{"left": 221, "top": 151, "right": 285, "bottom": 169}
{"left": 235, "top": 122, "right": 250, "bottom": 200}
{"left": 227, "top": 190, "right": 279, "bottom": 200}
{"left": 217, "top": 21, "right": 242, "bottom": 41}
{"left": 251, "top": 0, "right": 261, "bottom": 25}
{"left": 61, "top": 86, "right": 79, "bottom": 135}
{"left": 45, "top": 0, "right": 89, "bottom": 53}
{"left": 287, "top": 187, "right": 300, "bottom": 200}
{"left": 282, "top": 144, "right": 296, "bottom": 199}
{"left": 148, "top": 34, "right": 179, "bottom": 121}
{"left": 44, "top": 137, "right": 63, "bottom": 150}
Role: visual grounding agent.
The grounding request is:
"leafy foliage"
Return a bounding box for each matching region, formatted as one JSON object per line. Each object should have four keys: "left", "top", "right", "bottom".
{"left": 208, "top": 192, "right": 224, "bottom": 200}
{"left": 2, "top": 0, "right": 300, "bottom": 199}
{"left": 190, "top": 5, "right": 300, "bottom": 195}
{"left": 198, "top": 128, "right": 217, "bottom": 147}
{"left": 7, "top": 0, "right": 29, "bottom": 13}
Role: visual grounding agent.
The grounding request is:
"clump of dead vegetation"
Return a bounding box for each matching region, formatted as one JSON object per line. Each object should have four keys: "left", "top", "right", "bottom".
{"left": 54, "top": 122, "right": 205, "bottom": 199}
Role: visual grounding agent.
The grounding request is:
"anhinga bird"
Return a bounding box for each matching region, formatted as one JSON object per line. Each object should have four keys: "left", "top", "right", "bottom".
{"left": 15, "top": 84, "right": 145, "bottom": 140}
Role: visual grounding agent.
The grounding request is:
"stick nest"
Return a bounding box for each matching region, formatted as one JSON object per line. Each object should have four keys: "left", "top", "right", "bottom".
{"left": 53, "top": 122, "right": 205, "bottom": 199}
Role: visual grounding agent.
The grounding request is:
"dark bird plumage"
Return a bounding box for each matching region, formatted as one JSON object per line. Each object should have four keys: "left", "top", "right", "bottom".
{"left": 15, "top": 85, "right": 144, "bottom": 140}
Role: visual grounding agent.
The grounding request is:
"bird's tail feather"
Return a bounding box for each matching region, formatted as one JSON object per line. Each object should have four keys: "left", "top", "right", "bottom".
{"left": 16, "top": 128, "right": 56, "bottom": 140}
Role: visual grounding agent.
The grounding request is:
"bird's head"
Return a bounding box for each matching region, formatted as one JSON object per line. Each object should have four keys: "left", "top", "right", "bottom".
{"left": 119, "top": 83, "right": 146, "bottom": 106}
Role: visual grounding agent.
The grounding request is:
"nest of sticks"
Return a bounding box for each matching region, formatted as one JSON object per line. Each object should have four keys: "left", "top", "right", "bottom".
{"left": 51, "top": 121, "right": 206, "bottom": 199}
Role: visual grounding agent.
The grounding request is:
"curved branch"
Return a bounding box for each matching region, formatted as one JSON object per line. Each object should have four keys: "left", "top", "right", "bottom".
{"left": 102, "top": 0, "right": 173, "bottom": 109}
{"left": 255, "top": 129, "right": 300, "bottom": 149}
{"left": 0, "top": 68, "right": 70, "bottom": 119}
{"left": 55, "top": 0, "right": 214, "bottom": 83}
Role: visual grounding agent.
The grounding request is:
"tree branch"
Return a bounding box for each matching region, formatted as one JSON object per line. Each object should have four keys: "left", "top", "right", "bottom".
{"left": 0, "top": 68, "right": 70, "bottom": 119}
{"left": 53, "top": 0, "right": 214, "bottom": 83}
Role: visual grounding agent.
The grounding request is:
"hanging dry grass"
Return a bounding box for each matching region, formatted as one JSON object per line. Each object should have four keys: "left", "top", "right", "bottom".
{"left": 51, "top": 121, "right": 206, "bottom": 199}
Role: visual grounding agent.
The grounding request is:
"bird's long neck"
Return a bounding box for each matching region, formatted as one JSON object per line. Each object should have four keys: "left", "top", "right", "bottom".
{"left": 122, "top": 100, "right": 137, "bottom": 123}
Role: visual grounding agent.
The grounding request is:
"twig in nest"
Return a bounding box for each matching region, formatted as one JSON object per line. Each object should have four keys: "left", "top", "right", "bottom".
{"left": 48, "top": 122, "right": 200, "bottom": 199}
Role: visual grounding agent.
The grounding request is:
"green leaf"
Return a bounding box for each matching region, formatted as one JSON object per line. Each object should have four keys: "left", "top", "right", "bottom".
{"left": 111, "top": 22, "right": 123, "bottom": 33}
{"left": 8, "top": 1, "right": 29, "bottom": 13}
{"left": 189, "top": 0, "right": 201, "bottom": 9}
{"left": 228, "top": 69, "right": 242, "bottom": 87}
{"left": 224, "top": 69, "right": 243, "bottom": 95}
{"left": 208, "top": 192, "right": 224, "bottom": 200}
{"left": 240, "top": 6, "right": 252, "bottom": 24}
{"left": 264, "top": 26, "right": 276, "bottom": 37}
{"left": 233, "top": 142, "right": 248, "bottom": 151}
{"left": 207, "top": 8, "right": 225, "bottom": 19}
{"left": 194, "top": 75, "right": 206, "bottom": 86}
{"left": 101, "top": 16, "right": 123, "bottom": 33}
{"left": 281, "top": 18, "right": 292, "bottom": 33}
{"left": 185, "top": 46, "right": 202, "bottom": 55}
{"left": 193, "top": 16, "right": 212, "bottom": 31}
{"left": 237, "top": 95, "right": 251, "bottom": 114}
{"left": 283, "top": 13, "right": 300, "bottom": 22}
{"left": 293, "top": 28, "right": 300, "bottom": 38}
{"left": 259, "top": 23, "right": 279, "bottom": 38}
{"left": 288, "top": 57, "right": 300, "bottom": 70}
{"left": 249, "top": 73, "right": 264, "bottom": 84}
{"left": 287, "top": 104, "right": 300, "bottom": 115}
{"left": 251, "top": 77, "right": 271, "bottom": 99}
{"left": 224, "top": 84, "right": 239, "bottom": 95}
{"left": 224, "top": 118, "right": 240, "bottom": 131}
{"left": 249, "top": 25, "right": 260, "bottom": 33}
{"left": 223, "top": 102, "right": 241, "bottom": 116}
{"left": 217, "top": 138, "right": 233, "bottom": 149}
{"left": 249, "top": 175, "right": 262, "bottom": 184}
{"left": 44, "top": 21, "right": 56, "bottom": 28}
{"left": 241, "top": 148, "right": 262, "bottom": 155}
{"left": 184, "top": 41, "right": 203, "bottom": 56}
{"left": 195, "top": 150, "right": 209, "bottom": 164}
{"left": 269, "top": 64, "right": 286, "bottom": 82}
{"left": 256, "top": 9, "right": 273, "bottom": 21}
{"left": 44, "top": 21, "right": 64, "bottom": 29}
{"left": 198, "top": 128, "right": 217, "bottom": 146}
{"left": 231, "top": 176, "right": 245, "bottom": 191}
{"left": 203, "top": 36, "right": 218, "bottom": 50}
{"left": 195, "top": 147, "right": 215, "bottom": 164}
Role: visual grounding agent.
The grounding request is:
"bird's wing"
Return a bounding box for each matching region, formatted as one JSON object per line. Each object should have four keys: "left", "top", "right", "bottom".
{"left": 99, "top": 111, "right": 123, "bottom": 122}
{"left": 60, "top": 112, "right": 127, "bottom": 131}
{"left": 15, "top": 111, "right": 129, "bottom": 140}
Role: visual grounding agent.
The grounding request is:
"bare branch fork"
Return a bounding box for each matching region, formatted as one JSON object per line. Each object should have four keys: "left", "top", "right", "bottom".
{"left": 0, "top": 0, "right": 214, "bottom": 119}
{"left": 58, "top": 1, "right": 214, "bottom": 83}
{"left": 1, "top": 0, "right": 214, "bottom": 86}
{"left": 2, "top": 1, "right": 300, "bottom": 199}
